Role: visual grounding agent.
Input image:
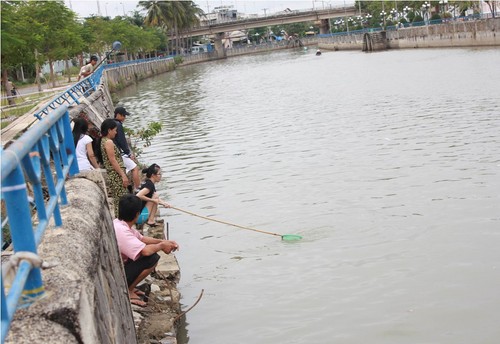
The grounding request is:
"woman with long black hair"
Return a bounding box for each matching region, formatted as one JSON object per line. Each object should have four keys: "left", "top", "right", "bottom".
{"left": 72, "top": 117, "right": 99, "bottom": 172}
{"left": 98, "top": 118, "right": 129, "bottom": 216}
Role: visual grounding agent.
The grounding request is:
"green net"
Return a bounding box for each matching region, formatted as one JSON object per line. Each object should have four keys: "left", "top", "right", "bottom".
{"left": 281, "top": 234, "right": 303, "bottom": 241}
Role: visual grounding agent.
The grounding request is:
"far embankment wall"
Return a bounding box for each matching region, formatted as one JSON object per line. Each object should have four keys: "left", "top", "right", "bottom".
{"left": 319, "top": 18, "right": 500, "bottom": 51}
{"left": 104, "top": 55, "right": 221, "bottom": 93}
{"left": 105, "top": 58, "right": 177, "bottom": 92}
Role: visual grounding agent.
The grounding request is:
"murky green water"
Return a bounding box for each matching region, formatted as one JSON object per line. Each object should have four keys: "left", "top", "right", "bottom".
{"left": 118, "top": 47, "right": 500, "bottom": 344}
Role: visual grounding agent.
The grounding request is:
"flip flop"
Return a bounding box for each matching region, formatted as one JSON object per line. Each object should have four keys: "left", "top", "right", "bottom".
{"left": 134, "top": 289, "right": 146, "bottom": 297}
{"left": 146, "top": 222, "right": 159, "bottom": 227}
{"left": 130, "top": 297, "right": 147, "bottom": 308}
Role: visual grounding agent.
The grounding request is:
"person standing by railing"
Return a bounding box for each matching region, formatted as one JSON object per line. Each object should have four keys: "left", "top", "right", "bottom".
{"left": 97, "top": 119, "right": 129, "bottom": 216}
{"left": 72, "top": 118, "right": 99, "bottom": 172}
{"left": 113, "top": 106, "right": 140, "bottom": 192}
{"left": 77, "top": 55, "right": 98, "bottom": 81}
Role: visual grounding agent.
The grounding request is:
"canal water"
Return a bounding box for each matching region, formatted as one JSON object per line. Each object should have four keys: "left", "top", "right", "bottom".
{"left": 117, "top": 48, "right": 500, "bottom": 344}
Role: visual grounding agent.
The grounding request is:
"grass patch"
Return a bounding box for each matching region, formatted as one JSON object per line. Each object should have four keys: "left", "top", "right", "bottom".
{"left": 1, "top": 92, "right": 58, "bottom": 128}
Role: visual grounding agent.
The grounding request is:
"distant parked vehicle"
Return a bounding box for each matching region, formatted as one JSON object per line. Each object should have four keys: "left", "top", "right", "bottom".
{"left": 191, "top": 46, "right": 205, "bottom": 54}
{"left": 191, "top": 44, "right": 213, "bottom": 54}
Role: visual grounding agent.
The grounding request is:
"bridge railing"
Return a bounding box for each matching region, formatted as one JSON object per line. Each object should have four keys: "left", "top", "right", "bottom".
{"left": 1, "top": 104, "right": 79, "bottom": 343}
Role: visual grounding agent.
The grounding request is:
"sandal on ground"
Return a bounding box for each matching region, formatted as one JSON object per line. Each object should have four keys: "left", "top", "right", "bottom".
{"left": 130, "top": 297, "right": 147, "bottom": 308}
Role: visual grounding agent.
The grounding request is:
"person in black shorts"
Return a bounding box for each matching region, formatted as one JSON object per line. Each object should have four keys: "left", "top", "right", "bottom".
{"left": 136, "top": 164, "right": 170, "bottom": 227}
{"left": 113, "top": 194, "right": 178, "bottom": 307}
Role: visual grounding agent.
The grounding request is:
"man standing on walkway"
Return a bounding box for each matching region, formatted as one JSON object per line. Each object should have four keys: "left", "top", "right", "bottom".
{"left": 77, "top": 55, "right": 98, "bottom": 81}
{"left": 114, "top": 106, "right": 140, "bottom": 191}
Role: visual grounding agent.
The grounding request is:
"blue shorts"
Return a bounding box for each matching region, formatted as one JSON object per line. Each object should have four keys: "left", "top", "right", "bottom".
{"left": 137, "top": 207, "right": 149, "bottom": 225}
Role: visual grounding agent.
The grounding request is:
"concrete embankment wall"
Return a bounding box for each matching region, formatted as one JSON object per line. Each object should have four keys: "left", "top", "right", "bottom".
{"left": 319, "top": 18, "right": 500, "bottom": 51}
{"left": 388, "top": 18, "right": 499, "bottom": 48}
{"left": 6, "top": 58, "right": 183, "bottom": 344}
{"left": 318, "top": 33, "right": 364, "bottom": 51}
{"left": 105, "top": 58, "right": 177, "bottom": 92}
{"left": 6, "top": 176, "right": 136, "bottom": 344}
{"left": 105, "top": 55, "right": 222, "bottom": 92}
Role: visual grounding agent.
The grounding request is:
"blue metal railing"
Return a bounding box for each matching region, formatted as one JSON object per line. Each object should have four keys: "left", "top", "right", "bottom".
{"left": 32, "top": 67, "right": 104, "bottom": 120}
{"left": 103, "top": 55, "right": 173, "bottom": 70}
{"left": 32, "top": 55, "right": 173, "bottom": 121}
{"left": 321, "top": 14, "right": 488, "bottom": 36}
{"left": 0, "top": 105, "right": 79, "bottom": 343}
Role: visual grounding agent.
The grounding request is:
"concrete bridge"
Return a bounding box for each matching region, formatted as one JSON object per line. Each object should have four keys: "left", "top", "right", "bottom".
{"left": 172, "top": 6, "right": 358, "bottom": 57}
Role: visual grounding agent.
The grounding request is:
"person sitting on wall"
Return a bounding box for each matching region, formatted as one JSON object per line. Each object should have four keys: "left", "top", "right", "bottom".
{"left": 77, "top": 55, "right": 98, "bottom": 81}
{"left": 72, "top": 117, "right": 99, "bottom": 172}
{"left": 136, "top": 164, "right": 171, "bottom": 227}
{"left": 113, "top": 194, "right": 179, "bottom": 307}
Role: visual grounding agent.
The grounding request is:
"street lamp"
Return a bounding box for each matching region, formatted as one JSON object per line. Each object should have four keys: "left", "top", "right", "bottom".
{"left": 341, "top": 19, "right": 345, "bottom": 31}
{"left": 422, "top": 1, "right": 430, "bottom": 24}
{"left": 439, "top": 0, "right": 448, "bottom": 16}
{"left": 364, "top": 13, "right": 372, "bottom": 29}
{"left": 347, "top": 17, "right": 354, "bottom": 32}
{"left": 94, "top": 41, "right": 122, "bottom": 69}
{"left": 390, "top": 8, "right": 398, "bottom": 20}
{"left": 380, "top": 10, "right": 387, "bottom": 29}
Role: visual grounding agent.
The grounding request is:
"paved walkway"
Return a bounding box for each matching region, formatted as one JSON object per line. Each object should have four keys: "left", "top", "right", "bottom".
{"left": 1, "top": 80, "right": 77, "bottom": 147}
{"left": 5, "top": 80, "right": 76, "bottom": 100}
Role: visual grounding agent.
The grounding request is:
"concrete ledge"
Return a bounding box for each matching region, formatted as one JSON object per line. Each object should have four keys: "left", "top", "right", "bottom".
{"left": 6, "top": 178, "right": 136, "bottom": 344}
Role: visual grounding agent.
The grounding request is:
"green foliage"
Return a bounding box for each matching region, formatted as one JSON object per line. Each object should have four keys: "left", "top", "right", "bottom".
{"left": 173, "top": 56, "right": 183, "bottom": 65}
{"left": 123, "top": 121, "right": 162, "bottom": 157}
{"left": 19, "top": 1, "right": 84, "bottom": 62}
{"left": 413, "top": 14, "right": 424, "bottom": 22}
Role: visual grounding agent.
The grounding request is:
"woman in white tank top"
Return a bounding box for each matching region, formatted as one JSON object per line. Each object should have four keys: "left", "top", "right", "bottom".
{"left": 72, "top": 118, "right": 99, "bottom": 172}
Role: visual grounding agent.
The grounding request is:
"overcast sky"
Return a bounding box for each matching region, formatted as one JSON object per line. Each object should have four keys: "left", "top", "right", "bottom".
{"left": 65, "top": 0, "right": 354, "bottom": 18}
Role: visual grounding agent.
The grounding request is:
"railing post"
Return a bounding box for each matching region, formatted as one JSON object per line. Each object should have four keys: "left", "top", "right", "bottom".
{"left": 1, "top": 166, "right": 44, "bottom": 301}
{"left": 1, "top": 277, "right": 8, "bottom": 340}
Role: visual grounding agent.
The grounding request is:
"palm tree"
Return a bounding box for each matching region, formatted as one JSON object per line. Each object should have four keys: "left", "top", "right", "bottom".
{"left": 140, "top": 1, "right": 204, "bottom": 55}
{"left": 179, "top": 2, "right": 204, "bottom": 51}
{"left": 140, "top": 1, "right": 170, "bottom": 54}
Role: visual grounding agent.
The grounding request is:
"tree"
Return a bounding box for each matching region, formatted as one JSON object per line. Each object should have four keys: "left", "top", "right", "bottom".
{"left": 140, "top": 1, "right": 204, "bottom": 55}
{"left": 17, "top": 1, "right": 83, "bottom": 88}
{"left": 484, "top": 1, "right": 497, "bottom": 18}
{"left": 1, "top": 1, "right": 29, "bottom": 104}
{"left": 82, "top": 16, "right": 114, "bottom": 59}
{"left": 141, "top": 1, "right": 172, "bottom": 54}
